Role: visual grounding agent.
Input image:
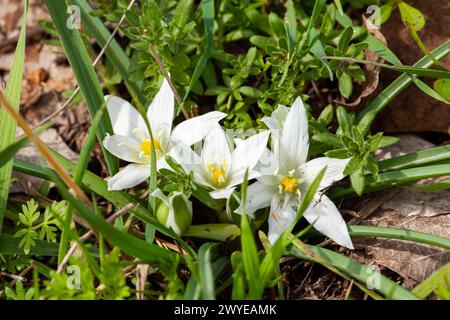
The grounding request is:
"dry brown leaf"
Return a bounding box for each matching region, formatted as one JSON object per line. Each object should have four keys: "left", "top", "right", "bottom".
{"left": 11, "top": 128, "right": 79, "bottom": 194}
{"left": 135, "top": 264, "right": 150, "bottom": 300}
{"left": 341, "top": 16, "right": 385, "bottom": 108}
{"left": 354, "top": 212, "right": 450, "bottom": 283}
{"left": 350, "top": 135, "right": 450, "bottom": 283}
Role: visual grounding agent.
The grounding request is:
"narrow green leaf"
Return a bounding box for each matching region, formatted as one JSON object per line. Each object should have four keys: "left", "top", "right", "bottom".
{"left": 338, "top": 26, "right": 353, "bottom": 52}
{"left": 47, "top": 168, "right": 178, "bottom": 265}
{"left": 12, "top": 156, "right": 196, "bottom": 258}
{"left": 0, "top": 234, "right": 58, "bottom": 256}
{"left": 179, "top": 0, "right": 214, "bottom": 113}
{"left": 198, "top": 243, "right": 221, "bottom": 300}
{"left": 71, "top": 0, "right": 147, "bottom": 108}
{"left": 350, "top": 167, "right": 365, "bottom": 196}
{"left": 413, "top": 262, "right": 450, "bottom": 299}
{"left": 356, "top": 40, "right": 450, "bottom": 134}
{"left": 336, "top": 106, "right": 352, "bottom": 135}
{"left": 347, "top": 225, "right": 450, "bottom": 250}
{"left": 312, "top": 133, "right": 342, "bottom": 147}
{"left": 331, "top": 163, "right": 450, "bottom": 199}
{"left": 286, "top": 243, "right": 419, "bottom": 300}
{"left": 378, "top": 145, "right": 450, "bottom": 172}
{"left": 434, "top": 79, "right": 450, "bottom": 101}
{"left": 285, "top": 0, "right": 297, "bottom": 55}
{"left": 44, "top": 0, "right": 118, "bottom": 175}
{"left": 0, "top": 123, "right": 50, "bottom": 168}
{"left": 0, "top": 0, "right": 28, "bottom": 234}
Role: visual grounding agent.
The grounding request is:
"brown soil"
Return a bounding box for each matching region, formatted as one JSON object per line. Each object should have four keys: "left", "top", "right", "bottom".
{"left": 374, "top": 0, "right": 450, "bottom": 134}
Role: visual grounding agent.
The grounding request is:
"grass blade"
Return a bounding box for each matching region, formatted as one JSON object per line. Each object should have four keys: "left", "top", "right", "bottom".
{"left": 286, "top": 243, "right": 419, "bottom": 300}
{"left": 331, "top": 163, "right": 450, "bottom": 199}
{"left": 346, "top": 225, "right": 450, "bottom": 250}
{"left": 356, "top": 40, "right": 450, "bottom": 133}
{"left": 0, "top": 0, "right": 28, "bottom": 234}
{"left": 0, "top": 123, "right": 51, "bottom": 168}
{"left": 377, "top": 145, "right": 450, "bottom": 172}
{"left": 44, "top": 0, "right": 119, "bottom": 175}
{"left": 71, "top": 0, "right": 147, "bottom": 108}
{"left": 47, "top": 168, "right": 178, "bottom": 265}
{"left": 198, "top": 243, "right": 221, "bottom": 300}
{"left": 178, "top": 0, "right": 215, "bottom": 114}
{"left": 412, "top": 262, "right": 450, "bottom": 299}
{"left": 58, "top": 105, "right": 106, "bottom": 263}
{"left": 12, "top": 156, "right": 196, "bottom": 257}
{"left": 0, "top": 234, "right": 58, "bottom": 256}
{"left": 325, "top": 56, "right": 450, "bottom": 79}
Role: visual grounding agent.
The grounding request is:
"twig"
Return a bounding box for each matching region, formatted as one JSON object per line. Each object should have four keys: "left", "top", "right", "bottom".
{"left": 18, "top": 0, "right": 137, "bottom": 139}
{"left": 148, "top": 43, "right": 190, "bottom": 119}
{"left": 0, "top": 266, "right": 33, "bottom": 299}
{"left": 56, "top": 203, "right": 136, "bottom": 274}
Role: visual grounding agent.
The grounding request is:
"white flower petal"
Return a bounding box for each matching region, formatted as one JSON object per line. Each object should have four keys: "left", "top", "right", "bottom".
{"left": 103, "top": 134, "right": 143, "bottom": 163}
{"left": 267, "top": 193, "right": 297, "bottom": 244}
{"left": 157, "top": 157, "right": 170, "bottom": 171}
{"left": 262, "top": 105, "right": 289, "bottom": 156}
{"left": 230, "top": 130, "right": 270, "bottom": 181}
{"left": 152, "top": 189, "right": 170, "bottom": 207}
{"left": 147, "top": 77, "right": 174, "bottom": 140}
{"left": 210, "top": 187, "right": 236, "bottom": 200}
{"left": 107, "top": 164, "right": 150, "bottom": 190}
{"left": 171, "top": 111, "right": 227, "bottom": 146}
{"left": 151, "top": 189, "right": 176, "bottom": 232}
{"left": 227, "top": 169, "right": 261, "bottom": 188}
{"left": 235, "top": 181, "right": 276, "bottom": 215}
{"left": 299, "top": 157, "right": 351, "bottom": 190}
{"left": 261, "top": 104, "right": 289, "bottom": 132}
{"left": 280, "top": 97, "right": 309, "bottom": 169}
{"left": 254, "top": 148, "right": 280, "bottom": 179}
{"left": 201, "top": 125, "right": 232, "bottom": 174}
{"left": 105, "top": 95, "right": 147, "bottom": 139}
{"left": 303, "top": 195, "right": 354, "bottom": 249}
{"left": 169, "top": 143, "right": 212, "bottom": 188}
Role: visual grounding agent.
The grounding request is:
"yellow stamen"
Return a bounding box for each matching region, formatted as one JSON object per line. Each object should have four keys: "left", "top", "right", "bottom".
{"left": 140, "top": 138, "right": 161, "bottom": 156}
{"left": 206, "top": 162, "right": 227, "bottom": 187}
{"left": 281, "top": 176, "right": 299, "bottom": 193}
{"left": 211, "top": 166, "right": 226, "bottom": 186}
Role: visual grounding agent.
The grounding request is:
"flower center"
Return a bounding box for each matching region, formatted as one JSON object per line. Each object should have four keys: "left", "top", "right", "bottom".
{"left": 140, "top": 138, "right": 161, "bottom": 156}
{"left": 281, "top": 176, "right": 299, "bottom": 193}
{"left": 208, "top": 164, "right": 227, "bottom": 187}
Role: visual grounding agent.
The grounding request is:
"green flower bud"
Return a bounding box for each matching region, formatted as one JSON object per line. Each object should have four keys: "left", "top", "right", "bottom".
{"left": 153, "top": 189, "right": 192, "bottom": 236}
{"left": 156, "top": 202, "right": 170, "bottom": 225}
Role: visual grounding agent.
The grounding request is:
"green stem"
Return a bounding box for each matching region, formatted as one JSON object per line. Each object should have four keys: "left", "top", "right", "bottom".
{"left": 330, "top": 163, "right": 450, "bottom": 199}
{"left": 356, "top": 40, "right": 450, "bottom": 132}
{"left": 347, "top": 225, "right": 450, "bottom": 250}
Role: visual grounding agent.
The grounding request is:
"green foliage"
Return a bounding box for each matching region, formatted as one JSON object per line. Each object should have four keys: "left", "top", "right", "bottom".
{"left": 413, "top": 262, "right": 450, "bottom": 300}
{"left": 14, "top": 200, "right": 66, "bottom": 254}
{"left": 43, "top": 247, "right": 130, "bottom": 300}
{"left": 87, "top": 0, "right": 369, "bottom": 128}
{"left": 98, "top": 247, "right": 130, "bottom": 299}
{"left": 5, "top": 281, "right": 35, "bottom": 300}
{"left": 2, "top": 0, "right": 450, "bottom": 301}
{"left": 311, "top": 106, "right": 399, "bottom": 195}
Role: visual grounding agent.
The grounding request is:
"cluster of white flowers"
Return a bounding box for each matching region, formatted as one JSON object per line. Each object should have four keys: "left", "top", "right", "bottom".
{"left": 103, "top": 77, "right": 354, "bottom": 249}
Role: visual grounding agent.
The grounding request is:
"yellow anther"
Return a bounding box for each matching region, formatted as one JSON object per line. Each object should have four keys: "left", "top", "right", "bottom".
{"left": 140, "top": 138, "right": 161, "bottom": 156}
{"left": 211, "top": 166, "right": 226, "bottom": 186}
{"left": 281, "top": 176, "right": 299, "bottom": 193}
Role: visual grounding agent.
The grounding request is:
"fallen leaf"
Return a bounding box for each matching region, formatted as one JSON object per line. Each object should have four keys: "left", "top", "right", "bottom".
{"left": 341, "top": 16, "right": 385, "bottom": 108}
{"left": 11, "top": 128, "right": 79, "bottom": 194}
{"left": 349, "top": 135, "right": 450, "bottom": 283}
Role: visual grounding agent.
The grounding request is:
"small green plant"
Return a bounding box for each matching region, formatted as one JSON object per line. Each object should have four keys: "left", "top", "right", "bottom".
{"left": 4, "top": 281, "right": 35, "bottom": 300}
{"left": 14, "top": 200, "right": 66, "bottom": 254}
